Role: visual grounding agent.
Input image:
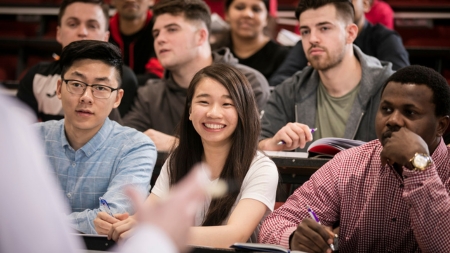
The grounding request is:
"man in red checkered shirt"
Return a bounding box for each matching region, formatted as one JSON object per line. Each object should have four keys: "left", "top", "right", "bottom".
{"left": 259, "top": 64, "right": 450, "bottom": 252}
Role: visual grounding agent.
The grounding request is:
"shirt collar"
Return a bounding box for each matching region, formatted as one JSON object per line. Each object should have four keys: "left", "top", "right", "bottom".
{"left": 60, "top": 118, "right": 113, "bottom": 157}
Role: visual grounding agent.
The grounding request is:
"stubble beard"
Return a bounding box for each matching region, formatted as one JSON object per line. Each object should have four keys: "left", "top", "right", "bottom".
{"left": 307, "top": 46, "right": 346, "bottom": 72}
{"left": 120, "top": 8, "right": 144, "bottom": 21}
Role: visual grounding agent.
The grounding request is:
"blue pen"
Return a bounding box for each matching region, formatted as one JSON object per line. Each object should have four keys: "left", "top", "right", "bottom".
{"left": 306, "top": 205, "right": 337, "bottom": 251}
{"left": 99, "top": 197, "right": 114, "bottom": 217}
{"left": 277, "top": 128, "right": 318, "bottom": 146}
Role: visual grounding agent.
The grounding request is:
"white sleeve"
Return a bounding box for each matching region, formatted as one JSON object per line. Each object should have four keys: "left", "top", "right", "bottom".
{"left": 0, "top": 95, "right": 84, "bottom": 253}
{"left": 119, "top": 225, "right": 177, "bottom": 253}
{"left": 240, "top": 154, "right": 279, "bottom": 211}
{"left": 150, "top": 160, "right": 171, "bottom": 198}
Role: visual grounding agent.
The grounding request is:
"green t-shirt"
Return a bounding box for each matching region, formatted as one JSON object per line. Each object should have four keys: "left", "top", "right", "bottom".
{"left": 314, "top": 81, "right": 360, "bottom": 139}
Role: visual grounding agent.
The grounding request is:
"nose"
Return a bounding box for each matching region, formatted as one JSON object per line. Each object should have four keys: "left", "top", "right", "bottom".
{"left": 308, "top": 29, "right": 319, "bottom": 45}
{"left": 386, "top": 110, "right": 404, "bottom": 130}
{"left": 77, "top": 24, "right": 88, "bottom": 38}
{"left": 155, "top": 32, "right": 166, "bottom": 46}
{"left": 79, "top": 87, "right": 94, "bottom": 104}
{"left": 206, "top": 104, "right": 222, "bottom": 118}
{"left": 242, "top": 6, "right": 254, "bottom": 18}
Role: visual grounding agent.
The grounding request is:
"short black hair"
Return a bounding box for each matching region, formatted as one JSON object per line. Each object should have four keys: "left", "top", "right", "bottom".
{"left": 58, "top": 0, "right": 109, "bottom": 30}
{"left": 153, "top": 0, "right": 211, "bottom": 33}
{"left": 382, "top": 65, "right": 450, "bottom": 117}
{"left": 225, "top": 0, "right": 270, "bottom": 13}
{"left": 295, "top": 0, "right": 355, "bottom": 23}
{"left": 59, "top": 40, "right": 123, "bottom": 86}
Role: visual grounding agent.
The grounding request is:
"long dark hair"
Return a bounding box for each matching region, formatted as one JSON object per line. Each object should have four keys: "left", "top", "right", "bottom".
{"left": 168, "top": 63, "right": 260, "bottom": 226}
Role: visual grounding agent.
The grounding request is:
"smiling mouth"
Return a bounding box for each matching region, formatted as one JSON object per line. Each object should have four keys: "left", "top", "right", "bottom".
{"left": 204, "top": 123, "right": 225, "bottom": 129}
{"left": 239, "top": 22, "right": 253, "bottom": 27}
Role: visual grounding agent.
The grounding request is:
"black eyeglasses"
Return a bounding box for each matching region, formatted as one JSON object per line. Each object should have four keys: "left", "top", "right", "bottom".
{"left": 62, "top": 78, "right": 120, "bottom": 99}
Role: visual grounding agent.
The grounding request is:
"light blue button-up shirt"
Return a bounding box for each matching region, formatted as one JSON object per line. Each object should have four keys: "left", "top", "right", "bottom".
{"left": 34, "top": 118, "right": 156, "bottom": 234}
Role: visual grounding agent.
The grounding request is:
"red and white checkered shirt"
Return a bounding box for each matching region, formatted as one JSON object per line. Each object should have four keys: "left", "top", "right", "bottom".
{"left": 259, "top": 139, "right": 450, "bottom": 252}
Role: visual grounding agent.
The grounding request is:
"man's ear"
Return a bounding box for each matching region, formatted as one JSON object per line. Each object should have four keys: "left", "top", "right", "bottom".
{"left": 113, "top": 89, "right": 124, "bottom": 108}
{"left": 346, "top": 23, "right": 359, "bottom": 44}
{"left": 56, "top": 79, "right": 63, "bottom": 100}
{"left": 437, "top": 115, "right": 450, "bottom": 137}
{"left": 197, "top": 27, "right": 209, "bottom": 46}
{"left": 363, "top": 0, "right": 372, "bottom": 13}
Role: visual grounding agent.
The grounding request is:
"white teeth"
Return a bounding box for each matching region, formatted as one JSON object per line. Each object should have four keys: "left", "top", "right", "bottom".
{"left": 204, "top": 124, "right": 225, "bottom": 129}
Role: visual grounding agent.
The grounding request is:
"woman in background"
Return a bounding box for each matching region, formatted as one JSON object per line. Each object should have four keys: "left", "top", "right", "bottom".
{"left": 215, "top": 0, "right": 288, "bottom": 81}
{"left": 95, "top": 63, "right": 278, "bottom": 248}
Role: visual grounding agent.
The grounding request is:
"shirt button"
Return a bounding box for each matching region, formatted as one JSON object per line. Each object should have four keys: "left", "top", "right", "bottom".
{"left": 399, "top": 184, "right": 404, "bottom": 188}
{"left": 67, "top": 193, "right": 72, "bottom": 198}
{"left": 391, "top": 218, "right": 397, "bottom": 222}
{"left": 72, "top": 162, "right": 76, "bottom": 167}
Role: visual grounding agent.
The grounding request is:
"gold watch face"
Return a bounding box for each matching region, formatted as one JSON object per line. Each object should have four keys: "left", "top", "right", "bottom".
{"left": 412, "top": 153, "right": 431, "bottom": 170}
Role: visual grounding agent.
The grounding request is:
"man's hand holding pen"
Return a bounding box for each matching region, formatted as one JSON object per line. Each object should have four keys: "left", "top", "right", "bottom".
{"left": 259, "top": 123, "right": 314, "bottom": 151}
{"left": 291, "top": 217, "right": 336, "bottom": 253}
{"left": 94, "top": 212, "right": 130, "bottom": 235}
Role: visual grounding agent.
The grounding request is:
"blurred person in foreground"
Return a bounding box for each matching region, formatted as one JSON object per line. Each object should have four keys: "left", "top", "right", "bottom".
{"left": 0, "top": 92, "right": 206, "bottom": 253}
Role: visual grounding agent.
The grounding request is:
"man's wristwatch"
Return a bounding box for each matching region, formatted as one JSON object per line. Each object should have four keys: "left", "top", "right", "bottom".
{"left": 409, "top": 153, "right": 432, "bottom": 171}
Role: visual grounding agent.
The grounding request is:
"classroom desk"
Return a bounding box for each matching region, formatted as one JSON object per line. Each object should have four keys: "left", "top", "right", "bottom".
{"left": 271, "top": 156, "right": 330, "bottom": 184}
{"left": 80, "top": 234, "right": 261, "bottom": 252}
{"left": 155, "top": 152, "right": 330, "bottom": 185}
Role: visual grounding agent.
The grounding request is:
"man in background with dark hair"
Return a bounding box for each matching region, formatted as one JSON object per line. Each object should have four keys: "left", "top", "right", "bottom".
{"left": 109, "top": 0, "right": 164, "bottom": 82}
{"left": 123, "top": 0, "right": 270, "bottom": 151}
{"left": 17, "top": 0, "right": 138, "bottom": 119}
{"left": 260, "top": 65, "right": 450, "bottom": 252}
{"left": 269, "top": 0, "right": 408, "bottom": 86}
{"left": 259, "top": 0, "right": 394, "bottom": 152}
{"left": 34, "top": 40, "right": 156, "bottom": 234}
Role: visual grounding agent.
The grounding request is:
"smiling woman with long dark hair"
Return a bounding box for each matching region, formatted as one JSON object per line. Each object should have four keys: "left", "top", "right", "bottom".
{"left": 102, "top": 63, "right": 278, "bottom": 248}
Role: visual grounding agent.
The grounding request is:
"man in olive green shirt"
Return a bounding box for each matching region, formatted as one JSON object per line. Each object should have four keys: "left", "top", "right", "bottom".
{"left": 258, "top": 0, "right": 394, "bottom": 151}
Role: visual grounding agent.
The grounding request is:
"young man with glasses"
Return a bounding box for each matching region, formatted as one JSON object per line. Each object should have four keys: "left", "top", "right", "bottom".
{"left": 33, "top": 40, "right": 156, "bottom": 234}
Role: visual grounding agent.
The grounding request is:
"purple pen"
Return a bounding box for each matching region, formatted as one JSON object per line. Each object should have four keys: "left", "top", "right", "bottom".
{"left": 306, "top": 205, "right": 321, "bottom": 224}
{"left": 277, "top": 128, "right": 318, "bottom": 146}
{"left": 306, "top": 205, "right": 337, "bottom": 251}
